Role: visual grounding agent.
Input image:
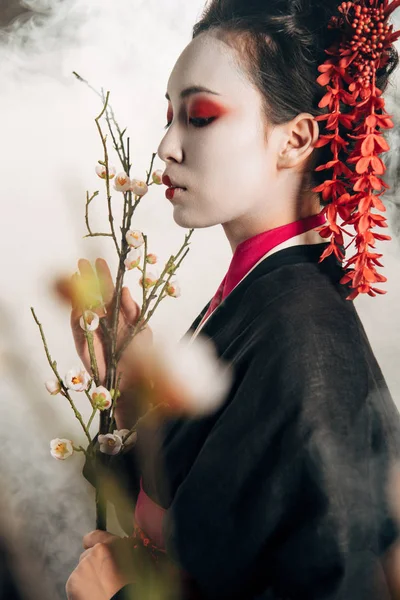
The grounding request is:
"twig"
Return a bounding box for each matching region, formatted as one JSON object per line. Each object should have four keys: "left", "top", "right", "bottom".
{"left": 87, "top": 407, "right": 98, "bottom": 432}
{"left": 73, "top": 445, "right": 88, "bottom": 455}
{"left": 85, "top": 190, "right": 99, "bottom": 236}
{"left": 115, "top": 229, "right": 194, "bottom": 362}
{"left": 31, "top": 308, "right": 92, "bottom": 445}
{"left": 83, "top": 233, "right": 114, "bottom": 239}
{"left": 81, "top": 313, "right": 101, "bottom": 386}
{"left": 94, "top": 92, "right": 120, "bottom": 257}
{"left": 108, "top": 371, "right": 123, "bottom": 433}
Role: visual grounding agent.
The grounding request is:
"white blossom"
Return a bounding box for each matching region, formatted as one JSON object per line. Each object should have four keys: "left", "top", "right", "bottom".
{"left": 95, "top": 164, "right": 116, "bottom": 179}
{"left": 45, "top": 379, "right": 61, "bottom": 395}
{"left": 50, "top": 438, "right": 74, "bottom": 460}
{"left": 166, "top": 276, "right": 181, "bottom": 298}
{"left": 64, "top": 367, "right": 91, "bottom": 392}
{"left": 98, "top": 428, "right": 137, "bottom": 455}
{"left": 124, "top": 247, "right": 143, "bottom": 270}
{"left": 91, "top": 386, "right": 112, "bottom": 410}
{"left": 79, "top": 310, "right": 100, "bottom": 332}
{"left": 152, "top": 169, "right": 163, "bottom": 185}
{"left": 130, "top": 179, "right": 148, "bottom": 197}
{"left": 98, "top": 433, "right": 123, "bottom": 455}
{"left": 125, "top": 230, "right": 144, "bottom": 248}
{"left": 113, "top": 428, "right": 137, "bottom": 447}
{"left": 150, "top": 333, "right": 232, "bottom": 416}
{"left": 139, "top": 268, "right": 160, "bottom": 289}
{"left": 114, "top": 172, "right": 131, "bottom": 192}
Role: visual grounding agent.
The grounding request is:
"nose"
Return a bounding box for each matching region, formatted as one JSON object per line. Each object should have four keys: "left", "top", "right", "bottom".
{"left": 157, "top": 127, "right": 183, "bottom": 165}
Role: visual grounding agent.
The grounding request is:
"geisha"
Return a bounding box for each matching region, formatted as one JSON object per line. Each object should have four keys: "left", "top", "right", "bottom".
{"left": 65, "top": 0, "right": 400, "bottom": 598}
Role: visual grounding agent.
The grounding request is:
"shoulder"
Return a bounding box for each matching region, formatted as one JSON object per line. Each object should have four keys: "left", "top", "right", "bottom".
{"left": 243, "top": 258, "right": 364, "bottom": 355}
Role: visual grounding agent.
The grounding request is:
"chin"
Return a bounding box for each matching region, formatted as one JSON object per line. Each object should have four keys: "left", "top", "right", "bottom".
{"left": 172, "top": 206, "right": 216, "bottom": 229}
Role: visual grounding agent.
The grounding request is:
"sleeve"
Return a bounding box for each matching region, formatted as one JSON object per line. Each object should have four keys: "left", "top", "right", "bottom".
{"left": 160, "top": 313, "right": 400, "bottom": 600}
{"left": 82, "top": 305, "right": 213, "bottom": 536}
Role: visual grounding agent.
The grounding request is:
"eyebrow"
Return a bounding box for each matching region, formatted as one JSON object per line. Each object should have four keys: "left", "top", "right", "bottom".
{"left": 165, "top": 85, "right": 221, "bottom": 101}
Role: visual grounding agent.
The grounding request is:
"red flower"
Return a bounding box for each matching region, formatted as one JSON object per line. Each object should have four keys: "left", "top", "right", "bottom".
{"left": 355, "top": 155, "right": 386, "bottom": 175}
{"left": 312, "top": 0, "right": 399, "bottom": 299}
{"left": 361, "top": 133, "right": 390, "bottom": 155}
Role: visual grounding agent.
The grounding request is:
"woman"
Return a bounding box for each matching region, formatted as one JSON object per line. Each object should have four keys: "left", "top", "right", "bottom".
{"left": 66, "top": 0, "right": 400, "bottom": 598}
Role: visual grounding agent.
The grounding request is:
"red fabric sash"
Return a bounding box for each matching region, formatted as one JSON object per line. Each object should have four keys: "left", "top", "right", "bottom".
{"left": 134, "top": 476, "right": 166, "bottom": 550}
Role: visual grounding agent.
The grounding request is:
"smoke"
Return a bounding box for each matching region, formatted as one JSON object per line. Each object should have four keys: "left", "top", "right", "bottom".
{"left": 0, "top": 0, "right": 400, "bottom": 597}
{"left": 0, "top": 0, "right": 218, "bottom": 597}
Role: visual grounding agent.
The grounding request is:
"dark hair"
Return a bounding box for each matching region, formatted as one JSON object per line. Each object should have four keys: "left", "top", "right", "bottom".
{"left": 192, "top": 0, "right": 399, "bottom": 201}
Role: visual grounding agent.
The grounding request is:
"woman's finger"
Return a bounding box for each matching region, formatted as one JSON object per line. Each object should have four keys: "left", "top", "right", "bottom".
{"left": 79, "top": 548, "right": 92, "bottom": 563}
{"left": 120, "top": 287, "right": 141, "bottom": 326}
{"left": 95, "top": 258, "right": 115, "bottom": 309}
{"left": 76, "top": 259, "right": 107, "bottom": 318}
{"left": 83, "top": 530, "right": 119, "bottom": 549}
{"left": 78, "top": 258, "right": 95, "bottom": 281}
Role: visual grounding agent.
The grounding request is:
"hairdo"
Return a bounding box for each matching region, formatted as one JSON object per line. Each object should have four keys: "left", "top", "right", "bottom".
{"left": 192, "top": 0, "right": 399, "bottom": 196}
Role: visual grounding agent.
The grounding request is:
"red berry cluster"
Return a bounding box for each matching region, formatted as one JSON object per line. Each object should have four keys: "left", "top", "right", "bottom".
{"left": 313, "top": 0, "right": 400, "bottom": 300}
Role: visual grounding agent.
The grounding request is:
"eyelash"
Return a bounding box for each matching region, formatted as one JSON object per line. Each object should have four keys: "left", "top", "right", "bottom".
{"left": 163, "top": 117, "right": 215, "bottom": 130}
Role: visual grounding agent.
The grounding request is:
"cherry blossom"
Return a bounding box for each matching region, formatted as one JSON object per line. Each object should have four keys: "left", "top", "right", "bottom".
{"left": 95, "top": 165, "right": 116, "bottom": 179}
{"left": 79, "top": 310, "right": 100, "bottom": 332}
{"left": 45, "top": 380, "right": 61, "bottom": 395}
{"left": 50, "top": 438, "right": 74, "bottom": 460}
{"left": 64, "top": 367, "right": 91, "bottom": 392}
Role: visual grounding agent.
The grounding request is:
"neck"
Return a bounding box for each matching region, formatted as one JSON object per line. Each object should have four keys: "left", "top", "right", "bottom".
{"left": 223, "top": 197, "right": 322, "bottom": 253}
{"left": 222, "top": 187, "right": 326, "bottom": 254}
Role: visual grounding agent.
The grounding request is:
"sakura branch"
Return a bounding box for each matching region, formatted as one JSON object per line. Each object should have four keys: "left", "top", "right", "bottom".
{"left": 32, "top": 73, "right": 196, "bottom": 530}
{"left": 30, "top": 307, "right": 93, "bottom": 448}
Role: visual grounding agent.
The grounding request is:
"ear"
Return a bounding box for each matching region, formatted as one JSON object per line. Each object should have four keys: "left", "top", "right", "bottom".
{"left": 276, "top": 114, "right": 320, "bottom": 170}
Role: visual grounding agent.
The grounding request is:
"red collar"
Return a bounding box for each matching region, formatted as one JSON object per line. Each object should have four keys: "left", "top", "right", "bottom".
{"left": 201, "top": 212, "right": 327, "bottom": 324}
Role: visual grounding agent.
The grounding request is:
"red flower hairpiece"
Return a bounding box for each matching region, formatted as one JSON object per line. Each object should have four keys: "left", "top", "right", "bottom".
{"left": 313, "top": 0, "right": 400, "bottom": 300}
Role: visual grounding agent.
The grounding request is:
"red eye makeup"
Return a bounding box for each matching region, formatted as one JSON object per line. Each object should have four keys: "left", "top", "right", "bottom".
{"left": 165, "top": 96, "right": 231, "bottom": 128}
{"left": 189, "top": 98, "right": 230, "bottom": 119}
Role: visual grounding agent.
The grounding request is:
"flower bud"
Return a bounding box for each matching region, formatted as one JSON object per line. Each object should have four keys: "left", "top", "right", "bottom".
{"left": 152, "top": 170, "right": 163, "bottom": 185}
{"left": 139, "top": 268, "right": 160, "bottom": 289}
{"left": 79, "top": 310, "right": 100, "bottom": 332}
{"left": 95, "top": 164, "right": 116, "bottom": 179}
{"left": 114, "top": 172, "right": 131, "bottom": 192}
{"left": 114, "top": 429, "right": 137, "bottom": 448}
{"left": 45, "top": 380, "right": 61, "bottom": 395}
{"left": 166, "top": 276, "right": 181, "bottom": 298}
{"left": 124, "top": 248, "right": 143, "bottom": 270}
{"left": 50, "top": 438, "right": 74, "bottom": 460}
{"left": 146, "top": 253, "right": 158, "bottom": 265}
{"left": 130, "top": 179, "right": 148, "bottom": 197}
{"left": 166, "top": 260, "right": 177, "bottom": 275}
{"left": 91, "top": 386, "right": 112, "bottom": 410}
{"left": 126, "top": 230, "right": 144, "bottom": 248}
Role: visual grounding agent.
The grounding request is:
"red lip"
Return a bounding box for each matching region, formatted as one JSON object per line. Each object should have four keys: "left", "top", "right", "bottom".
{"left": 162, "top": 174, "right": 186, "bottom": 189}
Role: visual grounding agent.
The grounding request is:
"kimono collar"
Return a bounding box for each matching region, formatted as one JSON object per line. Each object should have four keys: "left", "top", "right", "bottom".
{"left": 223, "top": 212, "right": 327, "bottom": 301}
{"left": 200, "top": 212, "right": 327, "bottom": 328}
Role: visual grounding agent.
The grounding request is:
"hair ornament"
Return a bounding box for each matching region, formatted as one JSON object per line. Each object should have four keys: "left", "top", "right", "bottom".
{"left": 313, "top": 0, "right": 400, "bottom": 299}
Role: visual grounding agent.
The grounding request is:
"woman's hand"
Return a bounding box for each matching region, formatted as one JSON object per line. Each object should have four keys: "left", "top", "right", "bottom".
{"left": 70, "top": 258, "right": 153, "bottom": 393}
{"left": 66, "top": 530, "right": 135, "bottom": 600}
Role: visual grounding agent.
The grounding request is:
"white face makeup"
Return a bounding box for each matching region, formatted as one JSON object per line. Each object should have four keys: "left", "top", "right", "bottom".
{"left": 157, "top": 31, "right": 319, "bottom": 249}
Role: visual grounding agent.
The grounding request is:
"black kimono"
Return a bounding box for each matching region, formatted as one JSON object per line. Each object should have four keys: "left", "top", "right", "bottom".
{"left": 97, "top": 242, "right": 400, "bottom": 600}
